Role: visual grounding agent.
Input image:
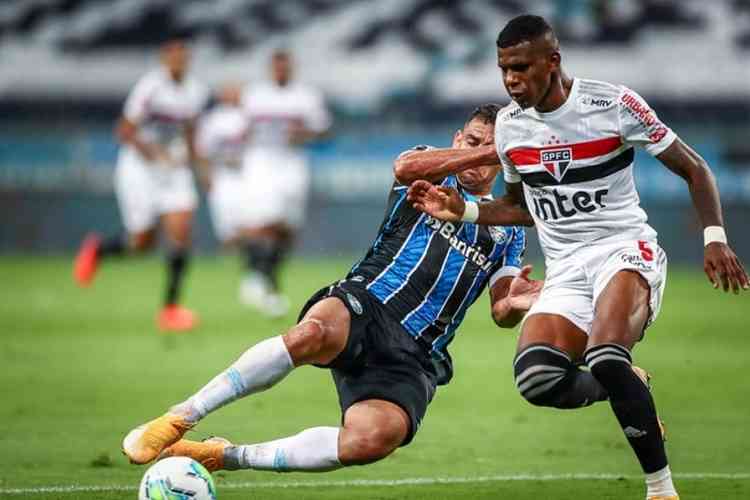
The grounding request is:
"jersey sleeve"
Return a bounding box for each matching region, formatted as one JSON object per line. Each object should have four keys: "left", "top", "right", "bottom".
{"left": 303, "top": 88, "right": 332, "bottom": 134}
{"left": 495, "top": 112, "right": 521, "bottom": 183}
{"left": 123, "top": 74, "right": 155, "bottom": 124}
{"left": 488, "top": 227, "right": 526, "bottom": 287}
{"left": 500, "top": 147, "right": 521, "bottom": 183}
{"left": 617, "top": 87, "right": 677, "bottom": 156}
{"left": 190, "top": 82, "right": 211, "bottom": 120}
{"left": 195, "top": 115, "right": 216, "bottom": 158}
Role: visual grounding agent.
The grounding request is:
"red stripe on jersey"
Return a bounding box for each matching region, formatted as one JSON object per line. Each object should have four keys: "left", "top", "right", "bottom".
{"left": 507, "top": 136, "right": 623, "bottom": 167}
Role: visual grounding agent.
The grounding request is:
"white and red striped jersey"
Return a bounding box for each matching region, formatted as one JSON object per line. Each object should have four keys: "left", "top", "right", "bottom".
{"left": 496, "top": 78, "right": 677, "bottom": 264}
{"left": 196, "top": 105, "right": 248, "bottom": 169}
{"left": 242, "top": 81, "right": 331, "bottom": 155}
{"left": 123, "top": 69, "right": 209, "bottom": 162}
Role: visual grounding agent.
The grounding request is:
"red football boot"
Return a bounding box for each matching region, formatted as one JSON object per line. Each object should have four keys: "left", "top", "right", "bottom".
{"left": 157, "top": 305, "right": 199, "bottom": 333}
{"left": 73, "top": 234, "right": 101, "bottom": 287}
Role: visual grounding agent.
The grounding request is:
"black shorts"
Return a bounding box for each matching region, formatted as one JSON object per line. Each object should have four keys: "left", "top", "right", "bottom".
{"left": 298, "top": 279, "right": 438, "bottom": 446}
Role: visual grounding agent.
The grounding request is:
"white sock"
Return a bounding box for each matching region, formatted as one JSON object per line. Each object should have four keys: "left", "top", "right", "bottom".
{"left": 224, "top": 427, "right": 341, "bottom": 472}
{"left": 172, "top": 336, "right": 294, "bottom": 422}
{"left": 645, "top": 465, "right": 678, "bottom": 498}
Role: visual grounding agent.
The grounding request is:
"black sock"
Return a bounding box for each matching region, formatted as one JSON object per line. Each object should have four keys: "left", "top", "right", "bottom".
{"left": 266, "top": 240, "right": 290, "bottom": 291}
{"left": 99, "top": 234, "right": 126, "bottom": 258}
{"left": 556, "top": 367, "right": 609, "bottom": 408}
{"left": 586, "top": 344, "right": 667, "bottom": 473}
{"left": 243, "top": 240, "right": 279, "bottom": 290}
{"left": 165, "top": 250, "right": 189, "bottom": 306}
{"left": 514, "top": 344, "right": 608, "bottom": 409}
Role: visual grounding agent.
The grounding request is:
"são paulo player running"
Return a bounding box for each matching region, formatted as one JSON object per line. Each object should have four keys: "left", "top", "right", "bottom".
{"left": 73, "top": 39, "right": 209, "bottom": 332}
{"left": 121, "top": 105, "right": 537, "bottom": 476}
{"left": 196, "top": 84, "right": 251, "bottom": 246}
{"left": 407, "top": 15, "right": 748, "bottom": 500}
{"left": 238, "top": 49, "right": 332, "bottom": 317}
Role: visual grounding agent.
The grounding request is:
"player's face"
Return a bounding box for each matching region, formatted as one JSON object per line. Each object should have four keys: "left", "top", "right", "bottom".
{"left": 455, "top": 118, "right": 499, "bottom": 191}
{"left": 497, "top": 39, "right": 556, "bottom": 109}
{"left": 219, "top": 85, "right": 242, "bottom": 107}
{"left": 272, "top": 55, "right": 292, "bottom": 85}
{"left": 161, "top": 42, "right": 190, "bottom": 80}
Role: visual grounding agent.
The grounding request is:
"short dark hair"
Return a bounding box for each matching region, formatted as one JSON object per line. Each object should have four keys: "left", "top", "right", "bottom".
{"left": 466, "top": 103, "right": 500, "bottom": 125}
{"left": 496, "top": 15, "right": 554, "bottom": 48}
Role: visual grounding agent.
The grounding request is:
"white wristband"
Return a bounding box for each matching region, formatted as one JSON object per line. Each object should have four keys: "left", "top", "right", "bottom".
{"left": 704, "top": 226, "right": 727, "bottom": 246}
{"left": 461, "top": 201, "right": 479, "bottom": 223}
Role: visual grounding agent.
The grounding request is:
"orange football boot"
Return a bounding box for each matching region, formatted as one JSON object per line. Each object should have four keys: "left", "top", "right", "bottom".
{"left": 73, "top": 234, "right": 101, "bottom": 286}
{"left": 122, "top": 413, "right": 194, "bottom": 465}
{"left": 157, "top": 305, "right": 199, "bottom": 332}
{"left": 159, "top": 437, "right": 232, "bottom": 472}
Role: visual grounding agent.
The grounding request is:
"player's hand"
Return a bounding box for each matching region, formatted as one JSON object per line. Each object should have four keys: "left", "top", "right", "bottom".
{"left": 508, "top": 265, "right": 544, "bottom": 311}
{"left": 288, "top": 118, "right": 311, "bottom": 145}
{"left": 704, "top": 242, "right": 749, "bottom": 294}
{"left": 407, "top": 180, "right": 465, "bottom": 222}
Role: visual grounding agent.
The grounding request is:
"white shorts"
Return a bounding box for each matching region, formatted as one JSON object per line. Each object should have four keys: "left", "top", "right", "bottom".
{"left": 525, "top": 239, "right": 668, "bottom": 335}
{"left": 114, "top": 149, "right": 198, "bottom": 234}
{"left": 208, "top": 167, "right": 251, "bottom": 243}
{"left": 241, "top": 149, "right": 310, "bottom": 230}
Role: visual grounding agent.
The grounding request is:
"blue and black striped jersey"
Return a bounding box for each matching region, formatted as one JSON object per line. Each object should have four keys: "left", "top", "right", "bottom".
{"left": 349, "top": 167, "right": 526, "bottom": 380}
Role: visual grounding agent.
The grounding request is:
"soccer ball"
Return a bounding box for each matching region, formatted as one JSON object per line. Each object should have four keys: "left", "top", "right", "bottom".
{"left": 138, "top": 456, "right": 217, "bottom": 500}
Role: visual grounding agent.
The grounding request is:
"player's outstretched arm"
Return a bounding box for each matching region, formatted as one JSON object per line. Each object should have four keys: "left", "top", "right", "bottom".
{"left": 407, "top": 179, "right": 534, "bottom": 226}
{"left": 116, "top": 117, "right": 172, "bottom": 165}
{"left": 393, "top": 144, "right": 499, "bottom": 185}
{"left": 490, "top": 265, "right": 543, "bottom": 328}
{"left": 657, "top": 138, "right": 749, "bottom": 293}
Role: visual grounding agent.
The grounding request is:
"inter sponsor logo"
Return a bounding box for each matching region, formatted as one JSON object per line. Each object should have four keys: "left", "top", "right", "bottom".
{"left": 541, "top": 147, "right": 572, "bottom": 182}
{"left": 530, "top": 187, "right": 609, "bottom": 221}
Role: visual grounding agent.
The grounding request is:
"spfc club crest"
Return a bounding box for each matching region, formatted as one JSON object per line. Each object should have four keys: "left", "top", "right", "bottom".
{"left": 541, "top": 147, "right": 572, "bottom": 182}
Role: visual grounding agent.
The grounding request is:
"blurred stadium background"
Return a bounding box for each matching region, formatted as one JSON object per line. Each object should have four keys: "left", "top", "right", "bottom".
{"left": 1, "top": 0, "right": 749, "bottom": 261}
{"left": 1, "top": 1, "right": 749, "bottom": 499}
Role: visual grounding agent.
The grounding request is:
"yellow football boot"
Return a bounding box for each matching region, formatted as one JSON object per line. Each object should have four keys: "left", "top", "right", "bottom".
{"left": 159, "top": 437, "right": 232, "bottom": 472}
{"left": 122, "top": 413, "right": 194, "bottom": 464}
{"left": 647, "top": 496, "right": 679, "bottom": 500}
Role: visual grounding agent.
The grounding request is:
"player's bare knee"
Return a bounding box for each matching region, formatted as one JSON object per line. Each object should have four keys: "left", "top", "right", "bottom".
{"left": 282, "top": 318, "right": 329, "bottom": 363}
{"left": 340, "top": 424, "right": 402, "bottom": 465}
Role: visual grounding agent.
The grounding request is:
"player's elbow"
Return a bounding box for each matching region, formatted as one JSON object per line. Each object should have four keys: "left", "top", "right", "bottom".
{"left": 494, "top": 316, "right": 521, "bottom": 329}
{"left": 393, "top": 157, "right": 420, "bottom": 185}
{"left": 691, "top": 156, "right": 714, "bottom": 184}
{"left": 115, "top": 118, "right": 135, "bottom": 144}
{"left": 492, "top": 302, "right": 522, "bottom": 329}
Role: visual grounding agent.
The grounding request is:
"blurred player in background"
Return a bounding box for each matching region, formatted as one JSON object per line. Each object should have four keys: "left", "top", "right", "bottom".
{"left": 121, "top": 105, "right": 536, "bottom": 476}
{"left": 196, "top": 84, "right": 251, "bottom": 246}
{"left": 407, "top": 15, "right": 750, "bottom": 500}
{"left": 73, "top": 39, "right": 209, "bottom": 332}
{"left": 239, "top": 49, "right": 332, "bottom": 317}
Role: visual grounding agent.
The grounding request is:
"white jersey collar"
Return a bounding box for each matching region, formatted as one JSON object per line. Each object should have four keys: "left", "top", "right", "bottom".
{"left": 526, "top": 77, "right": 579, "bottom": 120}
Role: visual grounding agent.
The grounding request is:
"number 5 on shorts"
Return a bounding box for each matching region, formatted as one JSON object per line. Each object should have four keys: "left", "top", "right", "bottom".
{"left": 638, "top": 240, "right": 654, "bottom": 262}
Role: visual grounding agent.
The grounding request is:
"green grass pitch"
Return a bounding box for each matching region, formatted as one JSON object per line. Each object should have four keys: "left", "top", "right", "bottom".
{"left": 0, "top": 255, "right": 748, "bottom": 499}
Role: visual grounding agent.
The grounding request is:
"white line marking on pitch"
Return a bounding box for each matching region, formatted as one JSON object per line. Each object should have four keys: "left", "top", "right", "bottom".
{"left": 1, "top": 473, "right": 748, "bottom": 496}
